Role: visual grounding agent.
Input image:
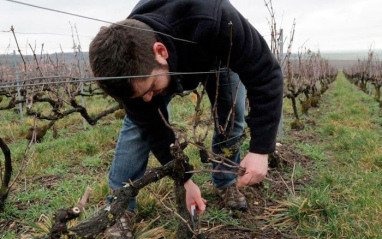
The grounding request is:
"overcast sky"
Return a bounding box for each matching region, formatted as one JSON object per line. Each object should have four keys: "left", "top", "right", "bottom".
{"left": 1, "top": 0, "right": 381, "bottom": 55}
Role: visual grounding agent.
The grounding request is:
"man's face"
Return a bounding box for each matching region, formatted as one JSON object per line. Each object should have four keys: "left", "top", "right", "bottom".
{"left": 131, "top": 67, "right": 171, "bottom": 102}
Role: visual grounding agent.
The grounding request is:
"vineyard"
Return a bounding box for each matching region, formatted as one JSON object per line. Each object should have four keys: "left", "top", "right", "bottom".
{"left": 1, "top": 1, "right": 382, "bottom": 239}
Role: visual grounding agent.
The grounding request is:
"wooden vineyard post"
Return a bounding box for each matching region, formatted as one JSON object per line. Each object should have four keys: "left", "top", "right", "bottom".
{"left": 78, "top": 45, "right": 87, "bottom": 130}
{"left": 13, "top": 50, "right": 23, "bottom": 122}
{"left": 277, "top": 29, "right": 284, "bottom": 142}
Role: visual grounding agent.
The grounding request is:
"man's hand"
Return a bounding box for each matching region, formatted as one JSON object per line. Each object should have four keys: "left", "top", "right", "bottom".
{"left": 184, "top": 179, "right": 207, "bottom": 215}
{"left": 237, "top": 152, "right": 268, "bottom": 189}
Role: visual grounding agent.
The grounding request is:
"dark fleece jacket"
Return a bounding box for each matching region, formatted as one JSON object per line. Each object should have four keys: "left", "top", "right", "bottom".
{"left": 123, "top": 0, "right": 283, "bottom": 179}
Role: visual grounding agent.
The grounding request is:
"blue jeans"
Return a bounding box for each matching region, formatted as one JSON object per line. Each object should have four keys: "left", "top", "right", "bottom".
{"left": 109, "top": 69, "right": 245, "bottom": 211}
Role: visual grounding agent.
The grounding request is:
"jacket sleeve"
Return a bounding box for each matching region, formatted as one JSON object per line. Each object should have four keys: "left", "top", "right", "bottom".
{"left": 123, "top": 96, "right": 193, "bottom": 182}
{"left": 210, "top": 0, "right": 283, "bottom": 154}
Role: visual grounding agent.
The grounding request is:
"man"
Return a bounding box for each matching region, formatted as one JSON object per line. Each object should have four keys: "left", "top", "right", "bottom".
{"left": 89, "top": 0, "right": 282, "bottom": 237}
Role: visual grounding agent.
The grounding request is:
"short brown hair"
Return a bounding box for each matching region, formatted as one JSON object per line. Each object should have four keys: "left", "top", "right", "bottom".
{"left": 89, "top": 19, "right": 160, "bottom": 100}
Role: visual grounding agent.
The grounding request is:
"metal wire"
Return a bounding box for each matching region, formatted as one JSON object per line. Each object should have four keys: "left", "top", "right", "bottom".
{"left": 210, "top": 134, "right": 242, "bottom": 147}
{"left": 0, "top": 30, "right": 93, "bottom": 38}
{"left": 5, "top": 0, "right": 197, "bottom": 44}
{"left": 0, "top": 70, "right": 225, "bottom": 89}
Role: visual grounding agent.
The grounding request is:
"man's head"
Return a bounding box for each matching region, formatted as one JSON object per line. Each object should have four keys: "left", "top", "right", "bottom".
{"left": 89, "top": 19, "right": 170, "bottom": 102}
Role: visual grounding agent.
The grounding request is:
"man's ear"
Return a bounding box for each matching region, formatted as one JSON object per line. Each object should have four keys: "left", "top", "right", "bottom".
{"left": 153, "top": 42, "right": 169, "bottom": 60}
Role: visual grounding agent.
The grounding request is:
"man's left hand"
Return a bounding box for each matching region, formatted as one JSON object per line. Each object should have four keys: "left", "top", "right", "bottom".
{"left": 237, "top": 152, "right": 268, "bottom": 188}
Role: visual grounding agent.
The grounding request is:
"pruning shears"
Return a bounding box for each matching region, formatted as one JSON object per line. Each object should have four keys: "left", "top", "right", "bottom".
{"left": 190, "top": 202, "right": 199, "bottom": 232}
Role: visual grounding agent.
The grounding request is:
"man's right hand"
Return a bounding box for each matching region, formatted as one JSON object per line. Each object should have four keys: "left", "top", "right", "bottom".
{"left": 184, "top": 179, "right": 207, "bottom": 215}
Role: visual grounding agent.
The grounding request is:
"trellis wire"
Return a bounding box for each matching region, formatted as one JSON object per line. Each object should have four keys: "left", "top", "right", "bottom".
{"left": 0, "top": 30, "right": 93, "bottom": 38}
{"left": 1, "top": 0, "right": 265, "bottom": 148}
{"left": 0, "top": 70, "right": 226, "bottom": 89}
{"left": 5, "top": 0, "right": 197, "bottom": 44}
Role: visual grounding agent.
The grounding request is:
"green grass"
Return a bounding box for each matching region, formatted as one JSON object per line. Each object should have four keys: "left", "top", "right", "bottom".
{"left": 1, "top": 74, "right": 382, "bottom": 238}
{"left": 0, "top": 95, "right": 121, "bottom": 236}
{"left": 0, "top": 91, "right": 228, "bottom": 238}
{"left": 285, "top": 72, "right": 382, "bottom": 237}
